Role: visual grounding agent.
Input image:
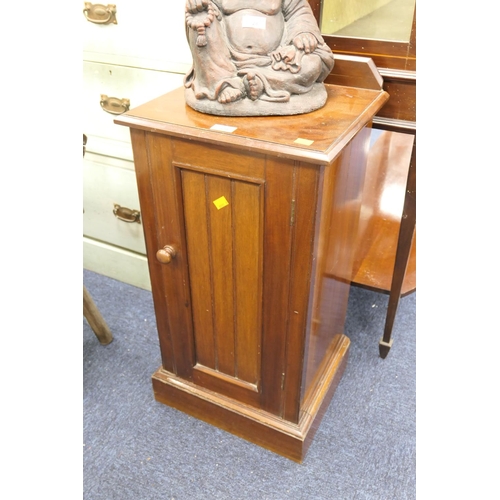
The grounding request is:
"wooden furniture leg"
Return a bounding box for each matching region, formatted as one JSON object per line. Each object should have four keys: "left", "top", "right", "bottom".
{"left": 379, "top": 138, "right": 416, "bottom": 358}
{"left": 83, "top": 133, "right": 113, "bottom": 345}
{"left": 83, "top": 285, "right": 113, "bottom": 345}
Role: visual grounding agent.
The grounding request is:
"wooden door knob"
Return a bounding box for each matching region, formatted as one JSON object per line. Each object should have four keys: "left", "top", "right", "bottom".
{"left": 156, "top": 245, "right": 177, "bottom": 264}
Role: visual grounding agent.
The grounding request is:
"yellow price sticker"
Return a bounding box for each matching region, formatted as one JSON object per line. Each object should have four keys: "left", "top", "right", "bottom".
{"left": 213, "top": 196, "right": 229, "bottom": 210}
{"left": 294, "top": 138, "right": 314, "bottom": 146}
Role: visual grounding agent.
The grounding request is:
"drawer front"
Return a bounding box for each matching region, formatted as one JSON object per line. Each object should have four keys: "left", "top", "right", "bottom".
{"left": 83, "top": 61, "right": 185, "bottom": 159}
{"left": 83, "top": 153, "right": 146, "bottom": 254}
{"left": 82, "top": 0, "right": 192, "bottom": 73}
{"left": 83, "top": 237, "right": 151, "bottom": 291}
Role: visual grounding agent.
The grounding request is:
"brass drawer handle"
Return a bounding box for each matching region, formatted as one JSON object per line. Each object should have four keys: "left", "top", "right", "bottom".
{"left": 113, "top": 204, "right": 141, "bottom": 224}
{"left": 83, "top": 3, "right": 117, "bottom": 25}
{"left": 100, "top": 95, "right": 130, "bottom": 115}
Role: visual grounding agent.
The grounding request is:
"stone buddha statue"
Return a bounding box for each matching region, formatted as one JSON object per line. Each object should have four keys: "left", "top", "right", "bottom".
{"left": 184, "top": 0, "right": 335, "bottom": 116}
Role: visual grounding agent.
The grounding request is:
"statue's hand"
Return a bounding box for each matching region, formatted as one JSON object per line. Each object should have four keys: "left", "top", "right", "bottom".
{"left": 186, "top": 0, "right": 209, "bottom": 14}
{"left": 271, "top": 45, "right": 301, "bottom": 72}
{"left": 293, "top": 33, "right": 318, "bottom": 54}
{"left": 273, "top": 45, "right": 298, "bottom": 65}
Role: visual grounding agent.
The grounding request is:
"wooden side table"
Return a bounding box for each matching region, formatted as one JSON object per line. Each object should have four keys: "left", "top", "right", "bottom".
{"left": 324, "top": 55, "right": 416, "bottom": 358}
{"left": 351, "top": 128, "right": 416, "bottom": 358}
{"left": 115, "top": 83, "right": 388, "bottom": 462}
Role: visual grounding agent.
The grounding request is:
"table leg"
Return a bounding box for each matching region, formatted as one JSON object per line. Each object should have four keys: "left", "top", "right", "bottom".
{"left": 379, "top": 138, "right": 416, "bottom": 358}
{"left": 83, "top": 285, "right": 113, "bottom": 345}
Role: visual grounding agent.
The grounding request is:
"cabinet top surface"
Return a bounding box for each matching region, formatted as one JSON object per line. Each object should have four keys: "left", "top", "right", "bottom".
{"left": 115, "top": 85, "right": 388, "bottom": 165}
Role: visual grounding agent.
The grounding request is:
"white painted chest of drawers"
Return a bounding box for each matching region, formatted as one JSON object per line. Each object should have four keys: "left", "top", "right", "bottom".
{"left": 82, "top": 0, "right": 192, "bottom": 290}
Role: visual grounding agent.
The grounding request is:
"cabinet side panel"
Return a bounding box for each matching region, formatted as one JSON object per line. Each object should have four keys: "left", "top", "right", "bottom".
{"left": 282, "top": 163, "right": 320, "bottom": 423}
{"left": 301, "top": 156, "right": 338, "bottom": 400}
{"left": 301, "top": 127, "right": 371, "bottom": 404}
{"left": 326, "top": 127, "right": 371, "bottom": 282}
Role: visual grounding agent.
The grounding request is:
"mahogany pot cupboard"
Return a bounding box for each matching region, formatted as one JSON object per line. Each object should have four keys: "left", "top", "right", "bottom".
{"left": 115, "top": 80, "right": 388, "bottom": 461}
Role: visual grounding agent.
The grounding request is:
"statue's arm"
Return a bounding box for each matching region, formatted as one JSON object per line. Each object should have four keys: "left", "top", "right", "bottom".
{"left": 282, "top": 0, "right": 324, "bottom": 43}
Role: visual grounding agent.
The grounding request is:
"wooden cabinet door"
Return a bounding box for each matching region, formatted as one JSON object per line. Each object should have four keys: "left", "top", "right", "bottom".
{"left": 179, "top": 166, "right": 265, "bottom": 407}
{"left": 132, "top": 130, "right": 299, "bottom": 412}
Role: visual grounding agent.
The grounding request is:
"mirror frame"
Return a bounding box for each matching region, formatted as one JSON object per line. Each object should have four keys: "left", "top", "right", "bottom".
{"left": 309, "top": 0, "right": 416, "bottom": 127}
{"left": 309, "top": 0, "right": 416, "bottom": 72}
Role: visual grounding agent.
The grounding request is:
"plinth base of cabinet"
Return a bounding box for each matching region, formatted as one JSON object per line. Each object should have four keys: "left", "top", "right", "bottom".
{"left": 152, "top": 335, "right": 349, "bottom": 463}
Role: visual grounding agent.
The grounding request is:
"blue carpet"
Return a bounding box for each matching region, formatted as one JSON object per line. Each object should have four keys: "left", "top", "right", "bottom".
{"left": 83, "top": 270, "right": 415, "bottom": 499}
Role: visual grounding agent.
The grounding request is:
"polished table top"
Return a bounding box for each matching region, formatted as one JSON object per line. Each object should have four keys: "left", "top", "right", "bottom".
{"left": 115, "top": 84, "right": 388, "bottom": 165}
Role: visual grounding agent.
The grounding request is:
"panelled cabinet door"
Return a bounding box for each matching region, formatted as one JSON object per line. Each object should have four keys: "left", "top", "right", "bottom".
{"left": 179, "top": 167, "right": 265, "bottom": 407}
{"left": 134, "top": 130, "right": 316, "bottom": 416}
